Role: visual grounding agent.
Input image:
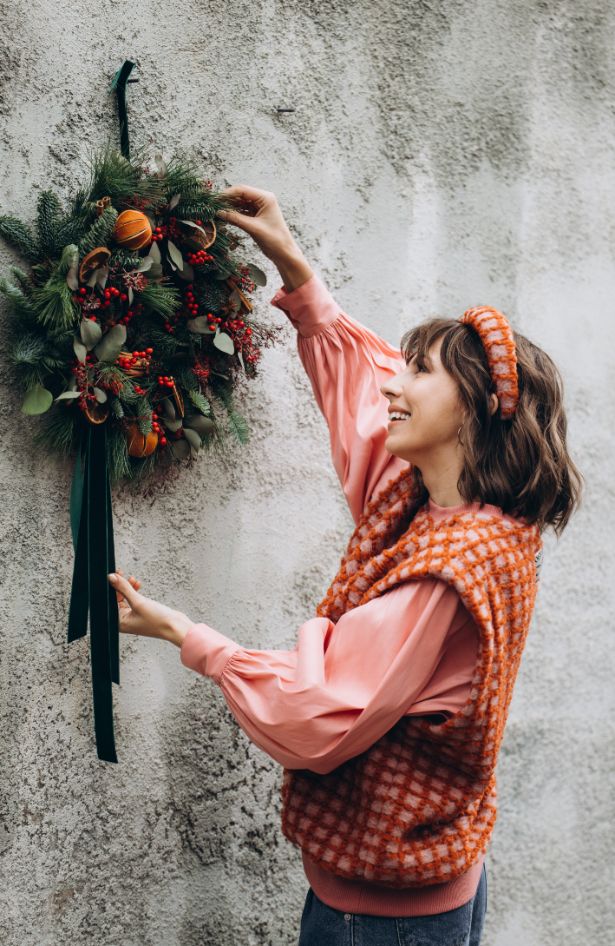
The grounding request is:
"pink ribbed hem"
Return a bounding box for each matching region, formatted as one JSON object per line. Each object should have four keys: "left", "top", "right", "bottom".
{"left": 301, "top": 849, "right": 485, "bottom": 917}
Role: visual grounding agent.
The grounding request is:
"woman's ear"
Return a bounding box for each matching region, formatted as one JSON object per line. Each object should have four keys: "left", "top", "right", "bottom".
{"left": 488, "top": 392, "right": 499, "bottom": 416}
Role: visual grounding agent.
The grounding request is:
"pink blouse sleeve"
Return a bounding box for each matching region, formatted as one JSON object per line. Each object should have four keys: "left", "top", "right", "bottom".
{"left": 270, "top": 273, "right": 408, "bottom": 523}
{"left": 180, "top": 578, "right": 478, "bottom": 775}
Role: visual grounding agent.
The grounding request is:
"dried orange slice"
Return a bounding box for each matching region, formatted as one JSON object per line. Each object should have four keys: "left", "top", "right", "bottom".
{"left": 79, "top": 247, "right": 111, "bottom": 283}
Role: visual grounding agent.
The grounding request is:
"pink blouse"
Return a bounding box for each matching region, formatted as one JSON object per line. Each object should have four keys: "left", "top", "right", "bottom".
{"left": 180, "top": 271, "right": 488, "bottom": 915}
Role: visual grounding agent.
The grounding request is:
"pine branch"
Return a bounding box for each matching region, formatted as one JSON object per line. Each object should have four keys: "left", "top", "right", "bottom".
{"left": 30, "top": 246, "right": 80, "bottom": 331}
{"left": 138, "top": 281, "right": 180, "bottom": 318}
{"left": 32, "top": 405, "right": 80, "bottom": 457}
{"left": 187, "top": 388, "right": 211, "bottom": 415}
{"left": 0, "top": 277, "right": 38, "bottom": 322}
{"left": 78, "top": 205, "right": 118, "bottom": 256}
{"left": 0, "top": 215, "right": 39, "bottom": 262}
{"left": 36, "top": 190, "right": 63, "bottom": 258}
{"left": 106, "top": 422, "right": 132, "bottom": 484}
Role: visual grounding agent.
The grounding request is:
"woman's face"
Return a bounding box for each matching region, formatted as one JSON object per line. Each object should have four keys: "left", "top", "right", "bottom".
{"left": 380, "top": 336, "right": 466, "bottom": 463}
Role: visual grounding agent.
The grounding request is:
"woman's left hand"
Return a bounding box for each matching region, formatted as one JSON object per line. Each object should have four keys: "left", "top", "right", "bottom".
{"left": 107, "top": 569, "right": 194, "bottom": 647}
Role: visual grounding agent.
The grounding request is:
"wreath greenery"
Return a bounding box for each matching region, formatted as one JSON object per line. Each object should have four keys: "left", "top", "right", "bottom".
{"left": 0, "top": 146, "right": 281, "bottom": 489}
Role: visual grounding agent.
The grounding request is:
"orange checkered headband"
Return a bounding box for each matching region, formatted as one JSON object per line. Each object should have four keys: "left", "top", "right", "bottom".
{"left": 458, "top": 305, "right": 520, "bottom": 419}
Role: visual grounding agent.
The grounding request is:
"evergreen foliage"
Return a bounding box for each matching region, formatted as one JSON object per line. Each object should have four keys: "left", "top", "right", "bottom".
{"left": 78, "top": 206, "right": 119, "bottom": 257}
{"left": 0, "top": 146, "right": 281, "bottom": 487}
{"left": 0, "top": 216, "right": 38, "bottom": 261}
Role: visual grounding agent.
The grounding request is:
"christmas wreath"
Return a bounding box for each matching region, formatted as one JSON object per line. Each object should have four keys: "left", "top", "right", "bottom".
{"left": 0, "top": 147, "right": 278, "bottom": 479}
{"left": 0, "top": 61, "right": 282, "bottom": 763}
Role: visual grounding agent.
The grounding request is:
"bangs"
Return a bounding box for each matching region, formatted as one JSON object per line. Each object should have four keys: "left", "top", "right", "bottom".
{"left": 400, "top": 318, "right": 458, "bottom": 365}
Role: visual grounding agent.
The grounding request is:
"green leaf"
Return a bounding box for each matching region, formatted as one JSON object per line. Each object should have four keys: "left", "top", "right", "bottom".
{"left": 168, "top": 193, "right": 181, "bottom": 210}
{"left": 159, "top": 397, "right": 176, "bottom": 420}
{"left": 185, "top": 414, "right": 215, "bottom": 437}
{"left": 162, "top": 417, "right": 183, "bottom": 432}
{"left": 149, "top": 241, "right": 161, "bottom": 264}
{"left": 213, "top": 330, "right": 235, "bottom": 355}
{"left": 93, "top": 387, "right": 108, "bottom": 403}
{"left": 177, "top": 261, "right": 195, "bottom": 282}
{"left": 66, "top": 261, "right": 79, "bottom": 291}
{"left": 245, "top": 263, "right": 267, "bottom": 286}
{"left": 170, "top": 439, "right": 190, "bottom": 460}
{"left": 73, "top": 338, "right": 87, "bottom": 363}
{"left": 55, "top": 390, "right": 81, "bottom": 401}
{"left": 22, "top": 383, "right": 53, "bottom": 415}
{"left": 80, "top": 318, "right": 103, "bottom": 350}
{"left": 187, "top": 316, "right": 214, "bottom": 334}
{"left": 93, "top": 324, "right": 127, "bottom": 362}
{"left": 183, "top": 427, "right": 202, "bottom": 451}
{"left": 167, "top": 239, "right": 184, "bottom": 271}
{"left": 136, "top": 256, "right": 154, "bottom": 272}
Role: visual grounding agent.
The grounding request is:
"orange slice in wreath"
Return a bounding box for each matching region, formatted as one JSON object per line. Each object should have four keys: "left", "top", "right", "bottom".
{"left": 79, "top": 247, "right": 111, "bottom": 284}
{"left": 83, "top": 401, "right": 110, "bottom": 424}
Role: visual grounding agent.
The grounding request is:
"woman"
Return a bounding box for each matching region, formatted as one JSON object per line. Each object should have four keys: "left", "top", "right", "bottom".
{"left": 108, "top": 186, "right": 582, "bottom": 945}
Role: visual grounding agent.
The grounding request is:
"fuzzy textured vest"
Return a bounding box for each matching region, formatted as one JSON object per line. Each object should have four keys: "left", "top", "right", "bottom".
{"left": 280, "top": 465, "right": 543, "bottom": 888}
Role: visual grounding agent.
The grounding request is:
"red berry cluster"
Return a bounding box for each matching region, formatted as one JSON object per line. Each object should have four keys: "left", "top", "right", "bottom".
{"left": 157, "top": 375, "right": 175, "bottom": 390}
{"left": 186, "top": 249, "right": 214, "bottom": 266}
{"left": 118, "top": 348, "right": 154, "bottom": 371}
{"left": 150, "top": 410, "right": 167, "bottom": 446}
{"left": 192, "top": 354, "right": 211, "bottom": 384}
{"left": 151, "top": 217, "right": 181, "bottom": 242}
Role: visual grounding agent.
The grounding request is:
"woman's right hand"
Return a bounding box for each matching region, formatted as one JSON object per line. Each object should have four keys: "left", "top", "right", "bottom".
{"left": 215, "top": 184, "right": 305, "bottom": 269}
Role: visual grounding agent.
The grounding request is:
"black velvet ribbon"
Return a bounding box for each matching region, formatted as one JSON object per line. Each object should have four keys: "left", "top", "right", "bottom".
{"left": 67, "top": 422, "right": 120, "bottom": 763}
{"left": 110, "top": 60, "right": 136, "bottom": 159}
{"left": 65, "top": 63, "right": 140, "bottom": 762}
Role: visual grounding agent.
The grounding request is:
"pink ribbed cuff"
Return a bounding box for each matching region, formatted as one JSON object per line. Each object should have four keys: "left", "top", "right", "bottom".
{"left": 180, "top": 623, "right": 241, "bottom": 684}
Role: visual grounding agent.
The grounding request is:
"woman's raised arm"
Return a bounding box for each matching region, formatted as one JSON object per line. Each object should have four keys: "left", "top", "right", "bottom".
{"left": 216, "top": 185, "right": 407, "bottom": 522}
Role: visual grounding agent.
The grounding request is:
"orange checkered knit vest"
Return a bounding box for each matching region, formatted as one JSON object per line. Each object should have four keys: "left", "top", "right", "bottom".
{"left": 280, "top": 465, "right": 543, "bottom": 888}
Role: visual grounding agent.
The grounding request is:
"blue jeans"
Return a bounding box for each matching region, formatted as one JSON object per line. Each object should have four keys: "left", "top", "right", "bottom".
{"left": 298, "top": 862, "right": 488, "bottom": 946}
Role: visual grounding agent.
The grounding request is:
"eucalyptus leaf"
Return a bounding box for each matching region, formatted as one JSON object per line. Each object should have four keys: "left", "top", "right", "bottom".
{"left": 159, "top": 397, "right": 176, "bottom": 420}
{"left": 22, "top": 383, "right": 53, "bottom": 415}
{"left": 213, "top": 331, "right": 235, "bottom": 355}
{"left": 185, "top": 414, "right": 215, "bottom": 437}
{"left": 55, "top": 390, "right": 81, "bottom": 401}
{"left": 80, "top": 318, "right": 103, "bottom": 350}
{"left": 93, "top": 387, "right": 108, "bottom": 403}
{"left": 170, "top": 439, "right": 190, "bottom": 460}
{"left": 245, "top": 263, "right": 267, "bottom": 286}
{"left": 96, "top": 265, "right": 109, "bottom": 289}
{"left": 167, "top": 240, "right": 184, "bottom": 271}
{"left": 66, "top": 261, "right": 79, "bottom": 291}
{"left": 149, "top": 241, "right": 161, "bottom": 264}
{"left": 168, "top": 193, "right": 181, "bottom": 210}
{"left": 128, "top": 286, "right": 134, "bottom": 306}
{"left": 183, "top": 428, "right": 202, "bottom": 451}
{"left": 148, "top": 262, "right": 164, "bottom": 279}
{"left": 73, "top": 338, "right": 87, "bottom": 363}
{"left": 187, "top": 316, "right": 215, "bottom": 334}
{"left": 237, "top": 349, "right": 246, "bottom": 371}
{"left": 177, "top": 261, "right": 195, "bottom": 283}
{"left": 136, "top": 256, "right": 153, "bottom": 272}
{"left": 93, "top": 324, "right": 127, "bottom": 363}
{"left": 154, "top": 153, "right": 167, "bottom": 176}
{"left": 163, "top": 418, "right": 183, "bottom": 432}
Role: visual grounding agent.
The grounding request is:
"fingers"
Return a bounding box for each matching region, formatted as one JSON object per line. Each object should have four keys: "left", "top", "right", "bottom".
{"left": 108, "top": 572, "right": 140, "bottom": 606}
{"left": 219, "top": 184, "right": 271, "bottom": 203}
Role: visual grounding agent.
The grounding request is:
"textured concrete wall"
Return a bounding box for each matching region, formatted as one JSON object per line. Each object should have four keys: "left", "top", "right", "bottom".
{"left": 0, "top": 1, "right": 613, "bottom": 944}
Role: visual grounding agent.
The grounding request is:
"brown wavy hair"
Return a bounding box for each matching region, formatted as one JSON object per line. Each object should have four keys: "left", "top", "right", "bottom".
{"left": 399, "top": 317, "right": 583, "bottom": 536}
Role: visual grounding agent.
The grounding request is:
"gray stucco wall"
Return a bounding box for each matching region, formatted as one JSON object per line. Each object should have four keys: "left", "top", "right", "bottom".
{"left": 0, "top": 2, "right": 613, "bottom": 944}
